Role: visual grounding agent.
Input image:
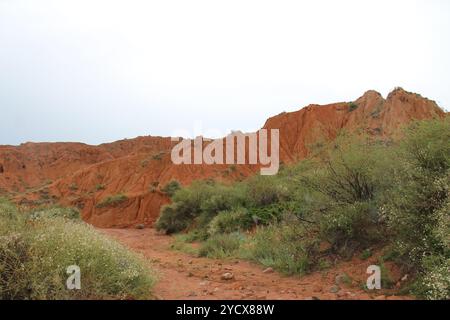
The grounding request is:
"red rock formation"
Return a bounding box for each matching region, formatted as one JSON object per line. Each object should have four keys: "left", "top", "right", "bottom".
{"left": 0, "top": 88, "right": 445, "bottom": 227}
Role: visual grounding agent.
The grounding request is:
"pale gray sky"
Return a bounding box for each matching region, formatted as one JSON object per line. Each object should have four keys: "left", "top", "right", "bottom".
{"left": 1, "top": 0, "right": 449, "bottom": 145}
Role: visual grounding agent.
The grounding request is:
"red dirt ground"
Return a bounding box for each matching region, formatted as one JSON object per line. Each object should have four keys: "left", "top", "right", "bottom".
{"left": 101, "top": 228, "right": 413, "bottom": 301}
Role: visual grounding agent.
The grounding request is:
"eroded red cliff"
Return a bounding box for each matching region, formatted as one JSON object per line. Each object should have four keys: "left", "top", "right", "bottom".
{"left": 0, "top": 88, "right": 445, "bottom": 227}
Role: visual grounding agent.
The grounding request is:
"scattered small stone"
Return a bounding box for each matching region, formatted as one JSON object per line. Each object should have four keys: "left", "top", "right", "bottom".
{"left": 329, "top": 285, "right": 340, "bottom": 294}
{"left": 188, "top": 260, "right": 193, "bottom": 265}
{"left": 214, "top": 287, "right": 220, "bottom": 293}
{"left": 135, "top": 224, "right": 145, "bottom": 230}
{"left": 221, "top": 272, "right": 235, "bottom": 281}
{"left": 313, "top": 286, "right": 323, "bottom": 293}
{"left": 305, "top": 296, "right": 320, "bottom": 301}
{"left": 188, "top": 292, "right": 198, "bottom": 297}
{"left": 187, "top": 272, "right": 194, "bottom": 277}
{"left": 262, "top": 267, "right": 274, "bottom": 274}
{"left": 401, "top": 274, "right": 409, "bottom": 282}
{"left": 199, "top": 281, "right": 209, "bottom": 286}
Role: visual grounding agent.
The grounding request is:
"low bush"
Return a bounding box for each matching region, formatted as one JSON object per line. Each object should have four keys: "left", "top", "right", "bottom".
{"left": 207, "top": 207, "right": 253, "bottom": 235}
{"left": 160, "top": 180, "right": 181, "bottom": 197}
{"left": 242, "top": 216, "right": 320, "bottom": 275}
{"left": 420, "top": 257, "right": 450, "bottom": 300}
{"left": 383, "top": 118, "right": 450, "bottom": 299}
{"left": 96, "top": 193, "right": 128, "bottom": 208}
{"left": 155, "top": 204, "right": 192, "bottom": 234}
{"left": 199, "top": 232, "right": 245, "bottom": 259}
{"left": 245, "top": 175, "right": 289, "bottom": 207}
{"left": 156, "top": 180, "right": 246, "bottom": 234}
{"left": 95, "top": 184, "right": 106, "bottom": 191}
{"left": 348, "top": 102, "right": 359, "bottom": 112}
{"left": 320, "top": 201, "right": 385, "bottom": 257}
{"left": 29, "top": 206, "right": 80, "bottom": 221}
{"left": 0, "top": 199, "right": 156, "bottom": 300}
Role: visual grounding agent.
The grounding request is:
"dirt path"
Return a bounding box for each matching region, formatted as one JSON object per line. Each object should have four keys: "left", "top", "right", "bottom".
{"left": 100, "top": 228, "right": 410, "bottom": 300}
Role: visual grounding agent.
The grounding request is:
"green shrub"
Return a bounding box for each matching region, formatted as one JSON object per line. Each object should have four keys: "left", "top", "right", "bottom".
{"left": 152, "top": 152, "right": 164, "bottom": 161}
{"left": 0, "top": 198, "right": 25, "bottom": 234}
{"left": 245, "top": 175, "right": 288, "bottom": 207}
{"left": 197, "top": 185, "right": 246, "bottom": 228}
{"left": 0, "top": 233, "right": 31, "bottom": 299}
{"left": 156, "top": 180, "right": 245, "bottom": 234}
{"left": 29, "top": 206, "right": 80, "bottom": 221}
{"left": 199, "top": 232, "right": 245, "bottom": 259}
{"left": 296, "top": 134, "right": 392, "bottom": 257}
{"left": 384, "top": 119, "right": 450, "bottom": 298}
{"left": 170, "top": 234, "right": 200, "bottom": 256}
{"left": 243, "top": 216, "right": 320, "bottom": 275}
{"left": 421, "top": 257, "right": 450, "bottom": 300}
{"left": 155, "top": 204, "right": 192, "bottom": 234}
{"left": 248, "top": 201, "right": 298, "bottom": 225}
{"left": 320, "top": 201, "right": 385, "bottom": 256}
{"left": 385, "top": 119, "right": 449, "bottom": 265}
{"left": 96, "top": 193, "right": 128, "bottom": 208}
{"left": 360, "top": 248, "right": 373, "bottom": 260}
{"left": 95, "top": 184, "right": 106, "bottom": 191}
{"left": 0, "top": 200, "right": 156, "bottom": 300}
{"left": 161, "top": 180, "right": 181, "bottom": 197}
{"left": 208, "top": 207, "right": 253, "bottom": 235}
{"left": 348, "top": 102, "right": 359, "bottom": 112}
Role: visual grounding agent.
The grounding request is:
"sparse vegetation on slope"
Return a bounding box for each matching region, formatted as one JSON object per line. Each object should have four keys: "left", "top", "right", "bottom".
{"left": 96, "top": 193, "right": 128, "bottom": 208}
{"left": 161, "top": 180, "right": 181, "bottom": 197}
{"left": 157, "top": 118, "right": 450, "bottom": 299}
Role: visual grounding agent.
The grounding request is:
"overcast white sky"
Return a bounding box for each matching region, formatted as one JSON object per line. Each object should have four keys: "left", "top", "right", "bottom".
{"left": 1, "top": 0, "right": 449, "bottom": 145}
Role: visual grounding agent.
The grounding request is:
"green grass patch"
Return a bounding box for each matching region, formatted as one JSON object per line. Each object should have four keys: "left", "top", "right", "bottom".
{"left": 96, "top": 193, "right": 128, "bottom": 208}
{"left": 199, "top": 232, "right": 245, "bottom": 259}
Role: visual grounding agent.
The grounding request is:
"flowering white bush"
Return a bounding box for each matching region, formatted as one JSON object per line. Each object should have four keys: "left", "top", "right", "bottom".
{"left": 0, "top": 199, "right": 156, "bottom": 300}
{"left": 422, "top": 259, "right": 450, "bottom": 300}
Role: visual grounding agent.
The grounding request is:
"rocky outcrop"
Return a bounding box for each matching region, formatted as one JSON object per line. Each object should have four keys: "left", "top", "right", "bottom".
{"left": 0, "top": 88, "right": 445, "bottom": 227}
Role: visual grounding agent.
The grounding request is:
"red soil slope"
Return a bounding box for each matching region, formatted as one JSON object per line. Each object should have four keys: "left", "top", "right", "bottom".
{"left": 0, "top": 88, "right": 445, "bottom": 227}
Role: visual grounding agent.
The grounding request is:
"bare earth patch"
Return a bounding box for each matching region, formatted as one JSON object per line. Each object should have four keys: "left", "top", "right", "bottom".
{"left": 100, "top": 228, "right": 413, "bottom": 301}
